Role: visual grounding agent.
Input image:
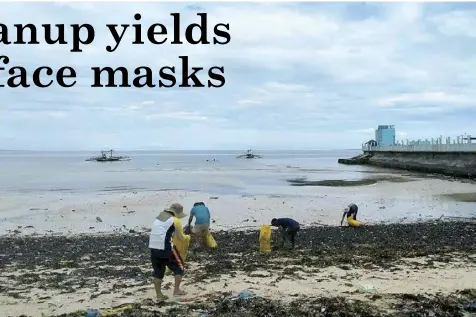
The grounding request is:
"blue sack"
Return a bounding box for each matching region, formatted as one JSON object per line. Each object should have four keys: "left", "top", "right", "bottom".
{"left": 86, "top": 309, "right": 100, "bottom": 317}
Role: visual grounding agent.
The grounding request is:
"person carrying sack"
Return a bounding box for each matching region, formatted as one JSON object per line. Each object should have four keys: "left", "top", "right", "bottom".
{"left": 341, "top": 203, "right": 361, "bottom": 227}
{"left": 187, "top": 202, "right": 212, "bottom": 248}
{"left": 149, "top": 203, "right": 190, "bottom": 301}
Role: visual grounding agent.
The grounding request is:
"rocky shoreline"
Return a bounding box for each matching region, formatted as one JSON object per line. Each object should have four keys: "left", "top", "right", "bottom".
{"left": 1, "top": 221, "right": 476, "bottom": 316}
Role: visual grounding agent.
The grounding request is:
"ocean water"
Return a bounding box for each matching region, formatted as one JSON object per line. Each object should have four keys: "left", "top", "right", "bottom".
{"left": 0, "top": 149, "right": 377, "bottom": 195}
{"left": 1, "top": 149, "right": 475, "bottom": 226}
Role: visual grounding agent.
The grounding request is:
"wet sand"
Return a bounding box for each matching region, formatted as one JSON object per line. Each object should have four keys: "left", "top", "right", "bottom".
{"left": 1, "top": 222, "right": 476, "bottom": 316}
{"left": 1, "top": 175, "right": 476, "bottom": 236}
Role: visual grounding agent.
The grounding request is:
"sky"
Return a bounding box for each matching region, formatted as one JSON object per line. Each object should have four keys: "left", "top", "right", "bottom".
{"left": 0, "top": 2, "right": 476, "bottom": 151}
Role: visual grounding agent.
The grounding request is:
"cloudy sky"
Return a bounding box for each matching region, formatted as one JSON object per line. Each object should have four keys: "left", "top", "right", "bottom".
{"left": 0, "top": 2, "right": 475, "bottom": 150}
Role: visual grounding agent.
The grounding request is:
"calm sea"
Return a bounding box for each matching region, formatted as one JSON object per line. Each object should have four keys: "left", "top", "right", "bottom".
{"left": 0, "top": 149, "right": 374, "bottom": 195}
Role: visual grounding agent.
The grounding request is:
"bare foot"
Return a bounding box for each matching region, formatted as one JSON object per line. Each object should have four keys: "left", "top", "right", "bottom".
{"left": 156, "top": 294, "right": 168, "bottom": 302}
{"left": 173, "top": 289, "right": 187, "bottom": 296}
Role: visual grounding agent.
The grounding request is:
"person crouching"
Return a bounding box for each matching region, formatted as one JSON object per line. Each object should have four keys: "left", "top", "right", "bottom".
{"left": 340, "top": 203, "right": 361, "bottom": 227}
{"left": 187, "top": 202, "right": 211, "bottom": 249}
{"left": 149, "top": 203, "right": 189, "bottom": 301}
{"left": 271, "top": 217, "right": 301, "bottom": 249}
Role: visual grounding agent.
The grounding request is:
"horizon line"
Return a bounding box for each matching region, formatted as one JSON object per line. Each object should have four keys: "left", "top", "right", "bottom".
{"left": 0, "top": 148, "right": 362, "bottom": 152}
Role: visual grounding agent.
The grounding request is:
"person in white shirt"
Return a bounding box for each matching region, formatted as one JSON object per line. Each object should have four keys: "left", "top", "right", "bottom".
{"left": 149, "top": 203, "right": 189, "bottom": 301}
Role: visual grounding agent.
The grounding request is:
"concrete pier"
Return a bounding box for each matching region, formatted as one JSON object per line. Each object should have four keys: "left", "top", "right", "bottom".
{"left": 339, "top": 136, "right": 476, "bottom": 179}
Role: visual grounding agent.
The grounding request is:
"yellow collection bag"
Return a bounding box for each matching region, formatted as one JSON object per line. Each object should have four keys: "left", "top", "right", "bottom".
{"left": 173, "top": 234, "right": 191, "bottom": 262}
{"left": 259, "top": 224, "right": 272, "bottom": 253}
{"left": 205, "top": 232, "right": 218, "bottom": 248}
{"left": 347, "top": 216, "right": 361, "bottom": 227}
{"left": 166, "top": 234, "right": 191, "bottom": 275}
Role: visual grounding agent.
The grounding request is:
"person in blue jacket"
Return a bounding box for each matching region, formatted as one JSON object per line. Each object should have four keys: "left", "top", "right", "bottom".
{"left": 271, "top": 217, "right": 300, "bottom": 249}
{"left": 187, "top": 202, "right": 211, "bottom": 247}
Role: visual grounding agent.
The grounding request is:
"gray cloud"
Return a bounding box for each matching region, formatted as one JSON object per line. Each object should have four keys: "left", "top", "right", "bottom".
{"left": 0, "top": 2, "right": 474, "bottom": 150}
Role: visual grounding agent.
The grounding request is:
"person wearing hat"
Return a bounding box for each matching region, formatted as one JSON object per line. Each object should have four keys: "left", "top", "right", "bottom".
{"left": 149, "top": 203, "right": 189, "bottom": 301}
{"left": 340, "top": 203, "right": 361, "bottom": 227}
{"left": 271, "top": 217, "right": 300, "bottom": 249}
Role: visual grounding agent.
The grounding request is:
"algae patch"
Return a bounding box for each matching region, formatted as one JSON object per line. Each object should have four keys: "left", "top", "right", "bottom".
{"left": 440, "top": 192, "right": 476, "bottom": 202}
{"left": 287, "top": 176, "right": 413, "bottom": 187}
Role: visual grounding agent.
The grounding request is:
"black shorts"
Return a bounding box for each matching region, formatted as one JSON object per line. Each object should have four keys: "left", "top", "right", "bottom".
{"left": 286, "top": 226, "right": 300, "bottom": 235}
{"left": 150, "top": 247, "right": 184, "bottom": 279}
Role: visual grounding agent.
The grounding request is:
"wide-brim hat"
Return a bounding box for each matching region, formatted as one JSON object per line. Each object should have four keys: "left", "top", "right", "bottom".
{"left": 164, "top": 203, "right": 187, "bottom": 219}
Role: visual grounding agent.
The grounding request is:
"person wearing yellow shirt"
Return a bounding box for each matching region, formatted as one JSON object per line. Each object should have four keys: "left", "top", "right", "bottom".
{"left": 148, "top": 203, "right": 190, "bottom": 301}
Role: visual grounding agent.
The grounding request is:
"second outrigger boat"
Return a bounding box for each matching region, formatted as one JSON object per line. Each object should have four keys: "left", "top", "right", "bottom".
{"left": 236, "top": 149, "right": 262, "bottom": 159}
{"left": 85, "top": 150, "right": 131, "bottom": 162}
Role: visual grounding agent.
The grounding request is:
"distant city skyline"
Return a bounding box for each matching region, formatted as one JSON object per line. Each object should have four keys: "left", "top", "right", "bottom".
{"left": 1, "top": 2, "right": 475, "bottom": 150}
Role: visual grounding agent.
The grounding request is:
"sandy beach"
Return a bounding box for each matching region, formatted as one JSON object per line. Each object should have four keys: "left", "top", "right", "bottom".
{"left": 3, "top": 0, "right": 476, "bottom": 314}
{"left": 1, "top": 151, "right": 476, "bottom": 316}
{"left": 2, "top": 175, "right": 476, "bottom": 236}
{"left": 1, "top": 150, "right": 476, "bottom": 237}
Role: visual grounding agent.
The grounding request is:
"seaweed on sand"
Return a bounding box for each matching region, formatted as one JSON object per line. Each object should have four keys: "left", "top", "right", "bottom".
{"left": 440, "top": 192, "right": 476, "bottom": 202}
{"left": 286, "top": 176, "right": 412, "bottom": 187}
{"left": 2, "top": 223, "right": 476, "bottom": 293}
{"left": 2, "top": 222, "right": 476, "bottom": 317}
{"left": 51, "top": 290, "right": 476, "bottom": 317}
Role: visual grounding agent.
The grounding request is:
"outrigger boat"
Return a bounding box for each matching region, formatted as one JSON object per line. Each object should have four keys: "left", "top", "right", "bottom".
{"left": 85, "top": 150, "right": 131, "bottom": 162}
{"left": 236, "top": 149, "right": 262, "bottom": 159}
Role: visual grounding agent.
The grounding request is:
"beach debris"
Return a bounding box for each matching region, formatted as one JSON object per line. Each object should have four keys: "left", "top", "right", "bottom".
{"left": 96, "top": 217, "right": 103, "bottom": 223}
{"left": 210, "top": 196, "right": 219, "bottom": 200}
{"left": 85, "top": 308, "right": 100, "bottom": 317}
{"left": 359, "top": 284, "right": 378, "bottom": 293}
{"left": 237, "top": 290, "right": 256, "bottom": 300}
{"left": 464, "top": 301, "right": 476, "bottom": 312}
{"left": 100, "top": 304, "right": 133, "bottom": 316}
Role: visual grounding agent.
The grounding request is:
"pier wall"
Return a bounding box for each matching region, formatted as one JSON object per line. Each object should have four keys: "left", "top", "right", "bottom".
{"left": 362, "top": 151, "right": 476, "bottom": 179}
{"left": 339, "top": 134, "right": 476, "bottom": 178}
{"left": 362, "top": 143, "right": 476, "bottom": 153}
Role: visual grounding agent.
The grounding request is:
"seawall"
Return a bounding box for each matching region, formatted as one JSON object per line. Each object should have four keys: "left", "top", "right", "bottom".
{"left": 339, "top": 151, "right": 476, "bottom": 179}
